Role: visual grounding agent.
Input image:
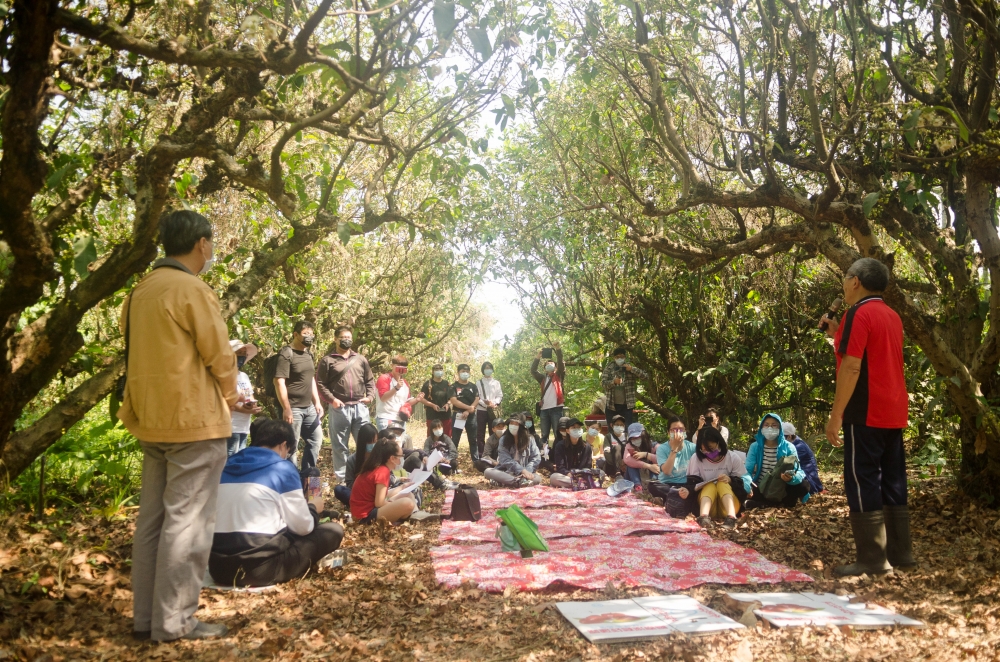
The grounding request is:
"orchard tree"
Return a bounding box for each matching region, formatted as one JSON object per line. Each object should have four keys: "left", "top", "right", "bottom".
{"left": 501, "top": 0, "right": 1000, "bottom": 496}
{"left": 0, "top": 0, "right": 540, "bottom": 481}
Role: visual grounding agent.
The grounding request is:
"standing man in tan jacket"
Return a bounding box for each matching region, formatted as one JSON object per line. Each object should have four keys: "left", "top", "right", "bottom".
{"left": 119, "top": 210, "right": 244, "bottom": 642}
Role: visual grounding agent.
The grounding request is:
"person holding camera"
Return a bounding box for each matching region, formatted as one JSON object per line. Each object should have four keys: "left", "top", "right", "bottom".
{"left": 600, "top": 347, "right": 648, "bottom": 429}
{"left": 692, "top": 406, "right": 730, "bottom": 445}
{"left": 530, "top": 342, "right": 566, "bottom": 452}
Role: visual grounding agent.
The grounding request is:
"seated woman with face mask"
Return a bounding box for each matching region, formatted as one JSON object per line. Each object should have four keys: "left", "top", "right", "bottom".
{"left": 475, "top": 418, "right": 508, "bottom": 472}
{"left": 484, "top": 415, "right": 542, "bottom": 488}
{"left": 622, "top": 423, "right": 660, "bottom": 488}
{"left": 603, "top": 414, "right": 628, "bottom": 479}
{"left": 646, "top": 416, "right": 699, "bottom": 516}
{"left": 549, "top": 418, "right": 601, "bottom": 488}
{"left": 744, "top": 413, "right": 809, "bottom": 510}
{"left": 683, "top": 426, "right": 750, "bottom": 529}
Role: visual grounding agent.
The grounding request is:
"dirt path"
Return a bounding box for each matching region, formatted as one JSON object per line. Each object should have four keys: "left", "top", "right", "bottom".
{"left": 2, "top": 450, "right": 999, "bottom": 661}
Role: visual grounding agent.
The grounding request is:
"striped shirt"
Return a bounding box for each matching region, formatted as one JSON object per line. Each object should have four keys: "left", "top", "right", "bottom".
{"left": 761, "top": 445, "right": 779, "bottom": 476}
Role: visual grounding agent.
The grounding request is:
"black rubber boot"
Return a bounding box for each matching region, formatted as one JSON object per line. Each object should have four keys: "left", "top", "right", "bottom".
{"left": 833, "top": 510, "right": 893, "bottom": 577}
{"left": 883, "top": 504, "right": 917, "bottom": 570}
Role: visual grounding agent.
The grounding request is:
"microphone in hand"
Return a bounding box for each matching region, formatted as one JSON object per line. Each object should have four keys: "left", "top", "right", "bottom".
{"left": 819, "top": 297, "right": 843, "bottom": 331}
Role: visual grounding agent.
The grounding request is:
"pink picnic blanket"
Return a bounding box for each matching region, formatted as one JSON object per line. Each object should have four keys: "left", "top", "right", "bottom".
{"left": 439, "top": 504, "right": 702, "bottom": 542}
{"left": 430, "top": 531, "right": 814, "bottom": 593}
{"left": 442, "top": 485, "right": 639, "bottom": 515}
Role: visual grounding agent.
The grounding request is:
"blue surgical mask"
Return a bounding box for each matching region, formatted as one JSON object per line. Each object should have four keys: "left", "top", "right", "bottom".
{"left": 587, "top": 428, "right": 598, "bottom": 437}
{"left": 544, "top": 363, "right": 555, "bottom": 373}
{"left": 525, "top": 420, "right": 533, "bottom": 428}
{"left": 365, "top": 443, "right": 375, "bottom": 453}
{"left": 459, "top": 371, "right": 470, "bottom": 381}
{"left": 569, "top": 428, "right": 584, "bottom": 440}
{"left": 483, "top": 369, "right": 494, "bottom": 377}
{"left": 433, "top": 370, "right": 444, "bottom": 378}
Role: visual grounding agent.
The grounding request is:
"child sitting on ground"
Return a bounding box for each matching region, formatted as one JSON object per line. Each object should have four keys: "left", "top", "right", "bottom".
{"left": 682, "top": 426, "right": 750, "bottom": 529}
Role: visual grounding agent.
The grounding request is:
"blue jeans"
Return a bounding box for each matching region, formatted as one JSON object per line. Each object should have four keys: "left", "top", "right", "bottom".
{"left": 538, "top": 406, "right": 564, "bottom": 449}
{"left": 329, "top": 403, "right": 371, "bottom": 481}
{"left": 227, "top": 432, "right": 247, "bottom": 456}
{"left": 291, "top": 406, "right": 324, "bottom": 472}
{"left": 624, "top": 465, "right": 643, "bottom": 487}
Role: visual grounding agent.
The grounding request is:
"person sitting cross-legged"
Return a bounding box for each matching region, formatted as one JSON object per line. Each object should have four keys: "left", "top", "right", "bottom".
{"left": 646, "top": 415, "right": 699, "bottom": 516}
{"left": 549, "top": 418, "right": 601, "bottom": 488}
{"left": 350, "top": 437, "right": 418, "bottom": 524}
{"left": 622, "top": 423, "right": 660, "bottom": 489}
{"left": 744, "top": 413, "right": 809, "bottom": 510}
{"left": 475, "top": 418, "right": 507, "bottom": 473}
{"left": 209, "top": 418, "right": 345, "bottom": 587}
{"left": 484, "top": 414, "right": 542, "bottom": 488}
{"left": 684, "top": 426, "right": 750, "bottom": 530}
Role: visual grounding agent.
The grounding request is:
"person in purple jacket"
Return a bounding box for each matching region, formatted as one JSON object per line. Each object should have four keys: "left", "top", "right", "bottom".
{"left": 782, "top": 421, "right": 825, "bottom": 494}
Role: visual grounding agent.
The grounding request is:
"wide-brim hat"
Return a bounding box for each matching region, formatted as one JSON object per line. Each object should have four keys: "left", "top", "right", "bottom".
{"left": 229, "top": 339, "right": 258, "bottom": 361}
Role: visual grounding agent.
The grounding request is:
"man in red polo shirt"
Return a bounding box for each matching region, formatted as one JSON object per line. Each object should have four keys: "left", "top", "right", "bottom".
{"left": 822, "top": 257, "right": 915, "bottom": 576}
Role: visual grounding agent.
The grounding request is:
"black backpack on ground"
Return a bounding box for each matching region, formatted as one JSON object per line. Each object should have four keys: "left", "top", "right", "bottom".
{"left": 451, "top": 485, "right": 482, "bottom": 521}
{"left": 262, "top": 346, "right": 293, "bottom": 398}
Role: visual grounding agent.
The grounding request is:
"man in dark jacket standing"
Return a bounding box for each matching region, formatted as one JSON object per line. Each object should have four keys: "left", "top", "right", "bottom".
{"left": 316, "top": 325, "right": 376, "bottom": 483}
{"left": 823, "top": 257, "right": 915, "bottom": 576}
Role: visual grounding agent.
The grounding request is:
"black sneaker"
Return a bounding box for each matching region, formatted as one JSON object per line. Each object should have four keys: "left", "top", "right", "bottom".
{"left": 696, "top": 515, "right": 713, "bottom": 529}
{"left": 722, "top": 516, "right": 737, "bottom": 529}
{"left": 132, "top": 631, "right": 151, "bottom": 642}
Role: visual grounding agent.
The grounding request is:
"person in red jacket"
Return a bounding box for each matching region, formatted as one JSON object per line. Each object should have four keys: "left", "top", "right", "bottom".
{"left": 822, "top": 257, "right": 915, "bottom": 576}
{"left": 530, "top": 341, "right": 566, "bottom": 453}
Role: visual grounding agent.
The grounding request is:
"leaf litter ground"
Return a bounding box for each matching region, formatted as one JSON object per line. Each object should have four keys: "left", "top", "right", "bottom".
{"left": 2, "top": 446, "right": 1000, "bottom": 661}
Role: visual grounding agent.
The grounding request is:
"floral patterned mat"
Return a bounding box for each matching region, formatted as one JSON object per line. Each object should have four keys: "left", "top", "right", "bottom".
{"left": 439, "top": 504, "right": 702, "bottom": 542}
{"left": 430, "top": 531, "right": 814, "bottom": 593}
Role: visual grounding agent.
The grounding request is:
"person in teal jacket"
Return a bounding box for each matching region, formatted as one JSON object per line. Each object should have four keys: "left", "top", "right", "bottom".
{"left": 744, "top": 413, "right": 809, "bottom": 510}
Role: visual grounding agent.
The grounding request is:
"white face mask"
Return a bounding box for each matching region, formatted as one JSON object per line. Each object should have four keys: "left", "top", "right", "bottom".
{"left": 615, "top": 358, "right": 626, "bottom": 366}
{"left": 613, "top": 425, "right": 625, "bottom": 435}
{"left": 587, "top": 428, "right": 599, "bottom": 437}
{"left": 432, "top": 428, "right": 443, "bottom": 437}
{"left": 544, "top": 363, "right": 555, "bottom": 373}
{"left": 762, "top": 427, "right": 780, "bottom": 441}
{"left": 459, "top": 371, "right": 470, "bottom": 381}
{"left": 483, "top": 369, "right": 494, "bottom": 377}
{"left": 198, "top": 239, "right": 214, "bottom": 275}
{"left": 569, "top": 428, "right": 584, "bottom": 440}
{"left": 433, "top": 370, "right": 443, "bottom": 378}
{"left": 508, "top": 424, "right": 520, "bottom": 435}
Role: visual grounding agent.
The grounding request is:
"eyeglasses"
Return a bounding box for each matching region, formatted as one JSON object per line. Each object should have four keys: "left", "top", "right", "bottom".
{"left": 392, "top": 453, "right": 404, "bottom": 458}
{"left": 844, "top": 274, "right": 857, "bottom": 283}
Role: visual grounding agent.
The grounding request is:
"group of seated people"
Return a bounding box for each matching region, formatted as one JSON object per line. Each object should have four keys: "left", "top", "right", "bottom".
{"left": 471, "top": 410, "right": 825, "bottom": 531}
{"left": 208, "top": 409, "right": 825, "bottom": 587}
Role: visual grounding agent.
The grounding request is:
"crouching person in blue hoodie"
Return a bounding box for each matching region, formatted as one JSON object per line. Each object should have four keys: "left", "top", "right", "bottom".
{"left": 744, "top": 413, "right": 810, "bottom": 511}
{"left": 209, "top": 418, "right": 344, "bottom": 587}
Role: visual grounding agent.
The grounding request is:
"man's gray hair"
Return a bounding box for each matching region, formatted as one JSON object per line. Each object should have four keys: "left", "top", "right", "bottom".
{"left": 847, "top": 257, "right": 890, "bottom": 292}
